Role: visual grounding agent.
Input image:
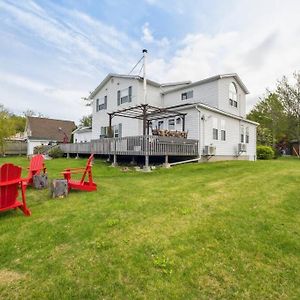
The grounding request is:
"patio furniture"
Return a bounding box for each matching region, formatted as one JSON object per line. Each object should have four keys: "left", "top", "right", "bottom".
{"left": 26, "top": 154, "right": 47, "bottom": 186}
{"left": 0, "top": 163, "right": 31, "bottom": 216}
{"left": 62, "top": 154, "right": 97, "bottom": 192}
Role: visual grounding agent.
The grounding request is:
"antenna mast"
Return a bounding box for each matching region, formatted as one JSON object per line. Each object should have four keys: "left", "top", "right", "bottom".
{"left": 142, "top": 49, "right": 147, "bottom": 104}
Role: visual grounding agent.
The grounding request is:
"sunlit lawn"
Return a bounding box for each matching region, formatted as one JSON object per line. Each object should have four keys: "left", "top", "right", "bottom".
{"left": 0, "top": 156, "right": 299, "bottom": 299}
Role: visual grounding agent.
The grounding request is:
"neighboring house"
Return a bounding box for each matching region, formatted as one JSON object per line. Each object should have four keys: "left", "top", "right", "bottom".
{"left": 89, "top": 73, "right": 258, "bottom": 161}
{"left": 73, "top": 127, "right": 92, "bottom": 143}
{"left": 24, "top": 117, "right": 76, "bottom": 155}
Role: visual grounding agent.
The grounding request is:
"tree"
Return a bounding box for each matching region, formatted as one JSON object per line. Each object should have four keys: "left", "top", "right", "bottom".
{"left": 23, "top": 110, "right": 45, "bottom": 118}
{"left": 79, "top": 115, "right": 92, "bottom": 127}
{"left": 11, "top": 115, "right": 26, "bottom": 133}
{"left": 276, "top": 72, "right": 300, "bottom": 153}
{"left": 247, "top": 92, "right": 287, "bottom": 147}
{"left": 0, "top": 105, "right": 16, "bottom": 154}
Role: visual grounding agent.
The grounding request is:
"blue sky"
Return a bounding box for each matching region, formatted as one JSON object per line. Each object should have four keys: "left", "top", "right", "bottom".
{"left": 0, "top": 0, "right": 300, "bottom": 122}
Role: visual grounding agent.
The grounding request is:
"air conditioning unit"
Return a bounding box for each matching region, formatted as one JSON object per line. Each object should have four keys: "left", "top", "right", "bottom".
{"left": 238, "top": 143, "right": 247, "bottom": 152}
{"left": 203, "top": 145, "right": 216, "bottom": 156}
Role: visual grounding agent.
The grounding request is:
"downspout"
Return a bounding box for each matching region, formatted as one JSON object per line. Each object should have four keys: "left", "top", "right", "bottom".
{"left": 195, "top": 105, "right": 202, "bottom": 159}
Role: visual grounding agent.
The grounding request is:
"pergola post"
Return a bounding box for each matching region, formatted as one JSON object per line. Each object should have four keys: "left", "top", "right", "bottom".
{"left": 108, "top": 114, "right": 113, "bottom": 138}
{"left": 142, "top": 105, "right": 147, "bottom": 136}
{"left": 182, "top": 115, "right": 186, "bottom": 132}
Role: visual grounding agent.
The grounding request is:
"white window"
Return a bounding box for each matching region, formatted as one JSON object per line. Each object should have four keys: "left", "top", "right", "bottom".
{"left": 98, "top": 96, "right": 107, "bottom": 111}
{"left": 168, "top": 119, "right": 175, "bottom": 130}
{"left": 240, "top": 125, "right": 245, "bottom": 143}
{"left": 220, "top": 119, "right": 226, "bottom": 141}
{"left": 212, "top": 117, "right": 218, "bottom": 140}
{"left": 117, "top": 86, "right": 132, "bottom": 105}
{"left": 181, "top": 90, "right": 193, "bottom": 100}
{"left": 245, "top": 127, "right": 249, "bottom": 143}
{"left": 158, "top": 120, "right": 164, "bottom": 129}
{"left": 229, "top": 82, "right": 238, "bottom": 107}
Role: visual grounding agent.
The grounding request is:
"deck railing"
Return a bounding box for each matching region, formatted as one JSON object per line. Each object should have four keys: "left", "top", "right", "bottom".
{"left": 59, "top": 135, "right": 199, "bottom": 157}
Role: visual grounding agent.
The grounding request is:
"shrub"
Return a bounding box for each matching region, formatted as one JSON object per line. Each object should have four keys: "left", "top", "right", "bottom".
{"left": 48, "top": 147, "right": 64, "bottom": 158}
{"left": 257, "top": 145, "right": 274, "bottom": 160}
{"left": 34, "top": 145, "right": 48, "bottom": 154}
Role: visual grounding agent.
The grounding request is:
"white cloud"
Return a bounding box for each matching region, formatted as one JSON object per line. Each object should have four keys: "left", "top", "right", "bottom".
{"left": 146, "top": 0, "right": 300, "bottom": 111}
{"left": 142, "top": 22, "right": 154, "bottom": 43}
{"left": 1, "top": 0, "right": 300, "bottom": 121}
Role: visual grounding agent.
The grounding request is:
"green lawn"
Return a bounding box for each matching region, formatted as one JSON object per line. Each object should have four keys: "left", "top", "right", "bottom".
{"left": 0, "top": 157, "right": 299, "bottom": 299}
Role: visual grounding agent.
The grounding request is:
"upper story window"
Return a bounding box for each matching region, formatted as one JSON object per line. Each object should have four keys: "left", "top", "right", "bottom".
{"left": 117, "top": 86, "right": 132, "bottom": 105}
{"left": 229, "top": 82, "right": 238, "bottom": 108}
{"left": 96, "top": 96, "right": 107, "bottom": 111}
{"left": 181, "top": 90, "right": 193, "bottom": 100}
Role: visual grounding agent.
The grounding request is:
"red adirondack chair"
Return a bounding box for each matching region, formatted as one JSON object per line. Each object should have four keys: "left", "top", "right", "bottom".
{"left": 0, "top": 163, "right": 31, "bottom": 216}
{"left": 62, "top": 154, "right": 97, "bottom": 192}
{"left": 26, "top": 154, "right": 47, "bottom": 186}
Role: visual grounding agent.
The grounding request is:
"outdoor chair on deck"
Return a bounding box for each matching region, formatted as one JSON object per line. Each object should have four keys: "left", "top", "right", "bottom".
{"left": 62, "top": 154, "right": 97, "bottom": 192}
{"left": 26, "top": 154, "right": 47, "bottom": 186}
{"left": 0, "top": 163, "right": 31, "bottom": 216}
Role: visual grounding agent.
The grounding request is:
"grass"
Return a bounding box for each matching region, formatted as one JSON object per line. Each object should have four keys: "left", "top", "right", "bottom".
{"left": 0, "top": 156, "right": 299, "bottom": 299}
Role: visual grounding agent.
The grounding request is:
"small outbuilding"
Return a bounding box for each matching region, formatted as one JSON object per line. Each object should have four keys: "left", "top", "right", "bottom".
{"left": 73, "top": 127, "right": 92, "bottom": 143}
{"left": 24, "top": 117, "right": 76, "bottom": 155}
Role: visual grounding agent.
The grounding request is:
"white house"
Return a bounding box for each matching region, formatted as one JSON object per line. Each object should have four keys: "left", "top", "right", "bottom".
{"left": 24, "top": 117, "right": 76, "bottom": 155}
{"left": 73, "top": 127, "right": 92, "bottom": 143}
{"left": 89, "top": 73, "right": 257, "bottom": 161}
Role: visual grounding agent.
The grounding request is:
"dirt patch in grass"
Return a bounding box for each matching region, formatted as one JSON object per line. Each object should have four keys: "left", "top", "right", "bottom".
{"left": 0, "top": 269, "right": 26, "bottom": 285}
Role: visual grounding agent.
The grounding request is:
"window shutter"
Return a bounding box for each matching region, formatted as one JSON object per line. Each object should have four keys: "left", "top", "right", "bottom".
{"left": 117, "top": 90, "right": 121, "bottom": 106}
{"left": 96, "top": 99, "right": 99, "bottom": 112}
{"left": 104, "top": 95, "right": 107, "bottom": 109}
{"left": 118, "top": 123, "right": 122, "bottom": 138}
{"left": 128, "top": 86, "right": 132, "bottom": 102}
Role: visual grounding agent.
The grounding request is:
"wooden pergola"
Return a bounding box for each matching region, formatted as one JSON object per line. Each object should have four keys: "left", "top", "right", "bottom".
{"left": 108, "top": 104, "right": 186, "bottom": 137}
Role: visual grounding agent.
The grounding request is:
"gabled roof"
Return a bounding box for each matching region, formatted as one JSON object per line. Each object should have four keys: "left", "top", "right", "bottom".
{"left": 89, "top": 73, "right": 161, "bottom": 99}
{"left": 26, "top": 117, "right": 76, "bottom": 142}
{"left": 162, "top": 73, "right": 250, "bottom": 95}
{"left": 72, "top": 126, "right": 92, "bottom": 134}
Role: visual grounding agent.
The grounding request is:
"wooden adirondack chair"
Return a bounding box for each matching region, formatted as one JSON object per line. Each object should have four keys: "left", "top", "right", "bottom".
{"left": 26, "top": 154, "right": 47, "bottom": 186}
{"left": 62, "top": 154, "right": 97, "bottom": 192}
{"left": 0, "top": 163, "right": 31, "bottom": 216}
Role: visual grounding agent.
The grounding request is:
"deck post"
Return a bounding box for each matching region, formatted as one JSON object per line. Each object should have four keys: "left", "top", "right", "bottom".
{"left": 67, "top": 153, "right": 70, "bottom": 159}
{"left": 130, "top": 156, "right": 136, "bottom": 165}
{"left": 112, "top": 154, "right": 117, "bottom": 167}
{"left": 108, "top": 114, "right": 113, "bottom": 138}
{"left": 112, "top": 139, "right": 117, "bottom": 167}
{"left": 75, "top": 153, "right": 79, "bottom": 159}
{"left": 143, "top": 135, "right": 151, "bottom": 172}
{"left": 163, "top": 155, "right": 171, "bottom": 168}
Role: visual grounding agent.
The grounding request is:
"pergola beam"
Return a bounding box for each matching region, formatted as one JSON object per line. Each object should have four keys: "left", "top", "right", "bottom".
{"left": 107, "top": 103, "right": 187, "bottom": 137}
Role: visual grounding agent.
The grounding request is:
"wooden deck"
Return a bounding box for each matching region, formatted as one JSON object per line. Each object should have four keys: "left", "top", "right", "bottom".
{"left": 60, "top": 135, "right": 199, "bottom": 157}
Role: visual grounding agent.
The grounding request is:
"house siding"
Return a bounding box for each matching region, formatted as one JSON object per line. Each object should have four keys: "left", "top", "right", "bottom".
{"left": 163, "top": 80, "right": 219, "bottom": 108}
{"left": 90, "top": 74, "right": 257, "bottom": 161}
{"left": 218, "top": 77, "right": 247, "bottom": 117}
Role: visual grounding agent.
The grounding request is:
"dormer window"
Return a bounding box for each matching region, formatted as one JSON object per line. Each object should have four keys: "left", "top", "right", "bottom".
{"left": 181, "top": 90, "right": 193, "bottom": 100}
{"left": 229, "top": 82, "right": 238, "bottom": 107}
